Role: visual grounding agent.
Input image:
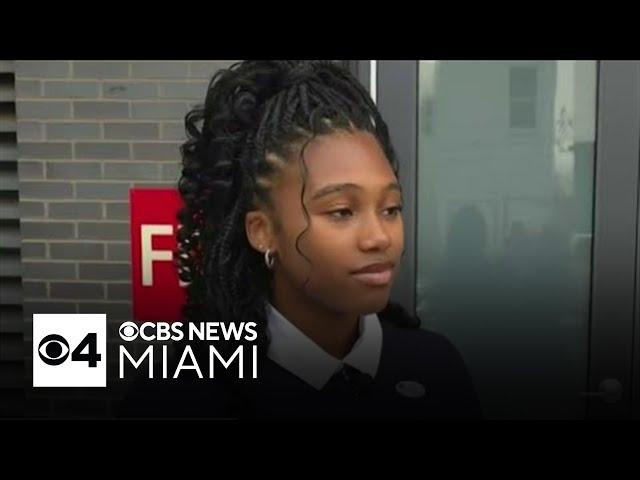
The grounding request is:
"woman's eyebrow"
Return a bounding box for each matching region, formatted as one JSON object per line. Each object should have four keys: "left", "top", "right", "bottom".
{"left": 311, "top": 182, "right": 402, "bottom": 200}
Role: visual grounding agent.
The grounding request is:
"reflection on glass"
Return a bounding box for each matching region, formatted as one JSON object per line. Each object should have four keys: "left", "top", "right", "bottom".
{"left": 416, "top": 61, "right": 597, "bottom": 419}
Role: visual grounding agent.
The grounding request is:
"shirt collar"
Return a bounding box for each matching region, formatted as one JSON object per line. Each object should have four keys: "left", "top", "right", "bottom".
{"left": 265, "top": 301, "right": 383, "bottom": 390}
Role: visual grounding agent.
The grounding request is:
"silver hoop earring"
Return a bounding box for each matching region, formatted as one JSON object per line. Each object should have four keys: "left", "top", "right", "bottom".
{"left": 264, "top": 249, "right": 275, "bottom": 269}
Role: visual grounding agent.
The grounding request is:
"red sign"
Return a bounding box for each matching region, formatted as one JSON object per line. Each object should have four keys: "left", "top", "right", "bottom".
{"left": 130, "top": 188, "right": 187, "bottom": 322}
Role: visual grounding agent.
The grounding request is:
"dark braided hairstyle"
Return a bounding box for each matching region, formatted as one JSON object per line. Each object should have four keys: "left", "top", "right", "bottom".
{"left": 175, "top": 60, "right": 413, "bottom": 355}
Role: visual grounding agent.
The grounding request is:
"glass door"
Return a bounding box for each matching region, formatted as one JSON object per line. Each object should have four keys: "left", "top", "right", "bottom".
{"left": 368, "top": 60, "right": 639, "bottom": 420}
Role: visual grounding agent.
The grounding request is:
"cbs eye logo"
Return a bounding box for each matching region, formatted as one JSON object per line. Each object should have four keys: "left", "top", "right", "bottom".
{"left": 119, "top": 322, "right": 139, "bottom": 341}
{"left": 33, "top": 314, "right": 107, "bottom": 388}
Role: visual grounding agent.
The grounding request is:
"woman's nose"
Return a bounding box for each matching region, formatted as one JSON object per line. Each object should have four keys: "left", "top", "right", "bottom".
{"left": 358, "top": 213, "right": 391, "bottom": 251}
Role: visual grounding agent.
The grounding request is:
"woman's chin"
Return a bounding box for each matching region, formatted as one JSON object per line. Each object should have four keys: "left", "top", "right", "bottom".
{"left": 352, "top": 293, "right": 392, "bottom": 316}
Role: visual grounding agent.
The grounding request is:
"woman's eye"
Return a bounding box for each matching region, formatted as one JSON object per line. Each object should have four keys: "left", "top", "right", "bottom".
{"left": 384, "top": 205, "right": 403, "bottom": 217}
{"left": 328, "top": 208, "right": 353, "bottom": 220}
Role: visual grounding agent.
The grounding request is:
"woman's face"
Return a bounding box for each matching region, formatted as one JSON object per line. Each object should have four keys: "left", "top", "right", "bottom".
{"left": 261, "top": 129, "right": 404, "bottom": 316}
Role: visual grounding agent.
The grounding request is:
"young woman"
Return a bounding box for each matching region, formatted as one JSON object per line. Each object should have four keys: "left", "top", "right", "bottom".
{"left": 118, "top": 60, "right": 482, "bottom": 420}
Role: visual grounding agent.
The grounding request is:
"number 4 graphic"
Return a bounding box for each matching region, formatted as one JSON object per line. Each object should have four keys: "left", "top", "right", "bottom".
{"left": 71, "top": 333, "right": 101, "bottom": 368}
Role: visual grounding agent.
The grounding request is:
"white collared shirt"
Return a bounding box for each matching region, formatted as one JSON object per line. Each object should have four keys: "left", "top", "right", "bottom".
{"left": 265, "top": 301, "right": 383, "bottom": 390}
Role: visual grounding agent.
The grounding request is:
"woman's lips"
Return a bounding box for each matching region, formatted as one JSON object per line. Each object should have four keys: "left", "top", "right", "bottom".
{"left": 350, "top": 262, "right": 394, "bottom": 286}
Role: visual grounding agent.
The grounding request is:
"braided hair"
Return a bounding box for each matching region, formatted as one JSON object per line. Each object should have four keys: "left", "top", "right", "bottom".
{"left": 175, "top": 60, "right": 412, "bottom": 354}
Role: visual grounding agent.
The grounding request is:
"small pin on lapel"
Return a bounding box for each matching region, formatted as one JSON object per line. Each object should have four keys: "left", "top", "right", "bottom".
{"left": 395, "top": 380, "right": 426, "bottom": 398}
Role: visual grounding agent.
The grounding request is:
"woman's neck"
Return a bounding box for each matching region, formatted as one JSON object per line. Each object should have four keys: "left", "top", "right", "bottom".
{"left": 270, "top": 276, "right": 360, "bottom": 360}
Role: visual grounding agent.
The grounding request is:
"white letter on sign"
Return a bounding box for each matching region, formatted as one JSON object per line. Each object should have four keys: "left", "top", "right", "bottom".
{"left": 141, "top": 224, "right": 173, "bottom": 286}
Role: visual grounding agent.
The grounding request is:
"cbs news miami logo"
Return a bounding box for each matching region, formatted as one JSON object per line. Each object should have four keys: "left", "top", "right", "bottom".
{"left": 33, "top": 314, "right": 106, "bottom": 387}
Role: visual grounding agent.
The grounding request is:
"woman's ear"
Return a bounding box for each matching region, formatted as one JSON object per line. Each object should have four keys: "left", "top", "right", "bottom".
{"left": 245, "top": 209, "right": 275, "bottom": 253}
